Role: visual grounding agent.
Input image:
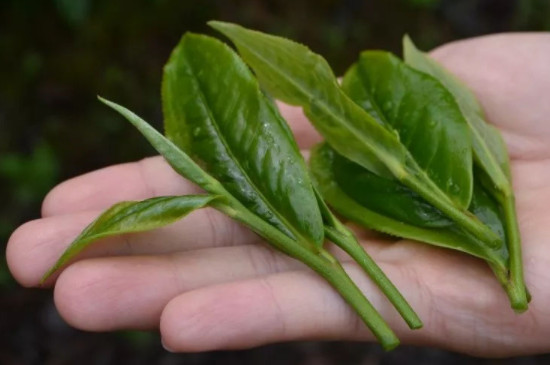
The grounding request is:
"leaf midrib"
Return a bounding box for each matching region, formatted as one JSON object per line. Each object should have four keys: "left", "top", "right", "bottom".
{"left": 80, "top": 196, "right": 196, "bottom": 240}
{"left": 181, "top": 47, "right": 308, "bottom": 245}
{"left": 236, "top": 40, "right": 403, "bottom": 171}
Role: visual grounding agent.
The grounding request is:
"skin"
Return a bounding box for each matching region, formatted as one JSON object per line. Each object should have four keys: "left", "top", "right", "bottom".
{"left": 6, "top": 33, "right": 550, "bottom": 357}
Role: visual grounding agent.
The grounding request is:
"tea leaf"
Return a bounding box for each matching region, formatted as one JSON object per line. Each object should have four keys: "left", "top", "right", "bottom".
{"left": 98, "top": 97, "right": 222, "bottom": 193}
{"left": 162, "top": 33, "right": 323, "bottom": 247}
{"left": 403, "top": 36, "right": 527, "bottom": 310}
{"left": 331, "top": 145, "right": 452, "bottom": 229}
{"left": 42, "top": 195, "right": 218, "bottom": 281}
{"left": 342, "top": 52, "right": 473, "bottom": 208}
{"left": 403, "top": 35, "right": 511, "bottom": 195}
{"left": 310, "top": 143, "right": 507, "bottom": 270}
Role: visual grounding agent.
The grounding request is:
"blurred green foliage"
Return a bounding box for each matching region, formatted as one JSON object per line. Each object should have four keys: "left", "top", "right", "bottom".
{"left": 0, "top": 0, "right": 549, "bottom": 363}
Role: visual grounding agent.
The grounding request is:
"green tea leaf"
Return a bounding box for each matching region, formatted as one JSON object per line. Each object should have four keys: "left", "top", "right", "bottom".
{"left": 342, "top": 52, "right": 473, "bottom": 209}
{"left": 209, "top": 20, "right": 408, "bottom": 179}
{"left": 98, "top": 97, "right": 221, "bottom": 193}
{"left": 162, "top": 33, "right": 323, "bottom": 247}
{"left": 403, "top": 36, "right": 527, "bottom": 310}
{"left": 310, "top": 143, "right": 507, "bottom": 269}
{"left": 331, "top": 150, "right": 452, "bottom": 228}
{"left": 42, "top": 195, "right": 218, "bottom": 281}
{"left": 403, "top": 35, "right": 511, "bottom": 194}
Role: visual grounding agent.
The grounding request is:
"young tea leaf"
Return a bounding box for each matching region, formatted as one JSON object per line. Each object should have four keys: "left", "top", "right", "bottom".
{"left": 403, "top": 35, "right": 511, "bottom": 195}
{"left": 42, "top": 195, "right": 218, "bottom": 281}
{"left": 98, "top": 97, "right": 222, "bottom": 194}
{"left": 310, "top": 143, "right": 507, "bottom": 270}
{"left": 162, "top": 33, "right": 324, "bottom": 248}
{"left": 342, "top": 52, "right": 473, "bottom": 209}
{"left": 331, "top": 149, "right": 452, "bottom": 229}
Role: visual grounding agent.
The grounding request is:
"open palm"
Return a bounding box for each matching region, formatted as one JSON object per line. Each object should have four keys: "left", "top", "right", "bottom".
{"left": 7, "top": 33, "right": 550, "bottom": 357}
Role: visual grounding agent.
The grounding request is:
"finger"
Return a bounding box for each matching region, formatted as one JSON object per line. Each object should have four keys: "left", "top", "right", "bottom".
{"left": 159, "top": 250, "right": 546, "bottom": 357}
{"left": 159, "top": 263, "right": 421, "bottom": 352}
{"left": 42, "top": 156, "right": 197, "bottom": 217}
{"left": 42, "top": 236, "right": 399, "bottom": 331}
{"left": 52, "top": 244, "right": 300, "bottom": 331}
{"left": 276, "top": 102, "right": 321, "bottom": 149}
{"left": 7, "top": 207, "right": 259, "bottom": 287}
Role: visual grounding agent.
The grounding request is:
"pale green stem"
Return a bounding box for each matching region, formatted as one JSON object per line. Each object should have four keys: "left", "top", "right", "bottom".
{"left": 499, "top": 193, "right": 528, "bottom": 312}
{"left": 325, "top": 226, "right": 422, "bottom": 330}
{"left": 403, "top": 167, "right": 501, "bottom": 248}
{"left": 214, "top": 199, "right": 400, "bottom": 350}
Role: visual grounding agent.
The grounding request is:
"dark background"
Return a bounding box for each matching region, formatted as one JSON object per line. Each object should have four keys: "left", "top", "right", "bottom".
{"left": 1, "top": 0, "right": 550, "bottom": 364}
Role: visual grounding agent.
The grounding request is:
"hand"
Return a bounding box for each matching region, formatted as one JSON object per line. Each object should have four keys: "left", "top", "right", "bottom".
{"left": 7, "top": 33, "right": 550, "bottom": 357}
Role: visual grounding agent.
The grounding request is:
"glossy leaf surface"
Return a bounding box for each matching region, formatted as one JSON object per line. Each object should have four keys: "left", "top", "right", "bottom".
{"left": 403, "top": 35, "right": 512, "bottom": 194}
{"left": 342, "top": 52, "right": 473, "bottom": 208}
{"left": 42, "top": 195, "right": 217, "bottom": 281}
{"left": 310, "top": 143, "right": 507, "bottom": 268}
{"left": 209, "top": 20, "right": 408, "bottom": 179}
{"left": 162, "top": 33, "right": 323, "bottom": 247}
{"left": 331, "top": 150, "right": 452, "bottom": 228}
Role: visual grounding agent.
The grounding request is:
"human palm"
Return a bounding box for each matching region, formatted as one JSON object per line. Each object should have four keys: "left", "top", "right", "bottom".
{"left": 7, "top": 33, "right": 550, "bottom": 357}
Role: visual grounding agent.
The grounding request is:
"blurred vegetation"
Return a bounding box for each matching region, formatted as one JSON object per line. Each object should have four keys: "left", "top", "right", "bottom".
{"left": 1, "top": 0, "right": 549, "bottom": 363}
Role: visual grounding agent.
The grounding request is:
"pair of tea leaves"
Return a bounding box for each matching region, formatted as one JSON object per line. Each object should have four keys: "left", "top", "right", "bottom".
{"left": 43, "top": 28, "right": 427, "bottom": 350}
{"left": 206, "top": 23, "right": 527, "bottom": 310}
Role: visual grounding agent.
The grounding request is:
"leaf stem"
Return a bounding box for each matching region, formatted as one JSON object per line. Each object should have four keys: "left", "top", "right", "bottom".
{"left": 499, "top": 193, "right": 528, "bottom": 312}
{"left": 325, "top": 226, "right": 422, "bottom": 330}
{"left": 403, "top": 165, "right": 501, "bottom": 248}
{"left": 215, "top": 199, "right": 400, "bottom": 350}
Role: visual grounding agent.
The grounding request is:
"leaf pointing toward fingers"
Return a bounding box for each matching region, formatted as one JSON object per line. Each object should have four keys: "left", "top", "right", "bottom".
{"left": 162, "top": 33, "right": 324, "bottom": 248}
{"left": 42, "top": 195, "right": 219, "bottom": 282}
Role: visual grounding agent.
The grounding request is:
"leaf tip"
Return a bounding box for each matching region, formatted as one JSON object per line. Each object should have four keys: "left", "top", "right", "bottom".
{"left": 402, "top": 33, "right": 413, "bottom": 45}
{"left": 208, "top": 20, "right": 244, "bottom": 40}
{"left": 207, "top": 20, "right": 233, "bottom": 31}
{"left": 40, "top": 265, "right": 58, "bottom": 286}
{"left": 97, "top": 95, "right": 116, "bottom": 109}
